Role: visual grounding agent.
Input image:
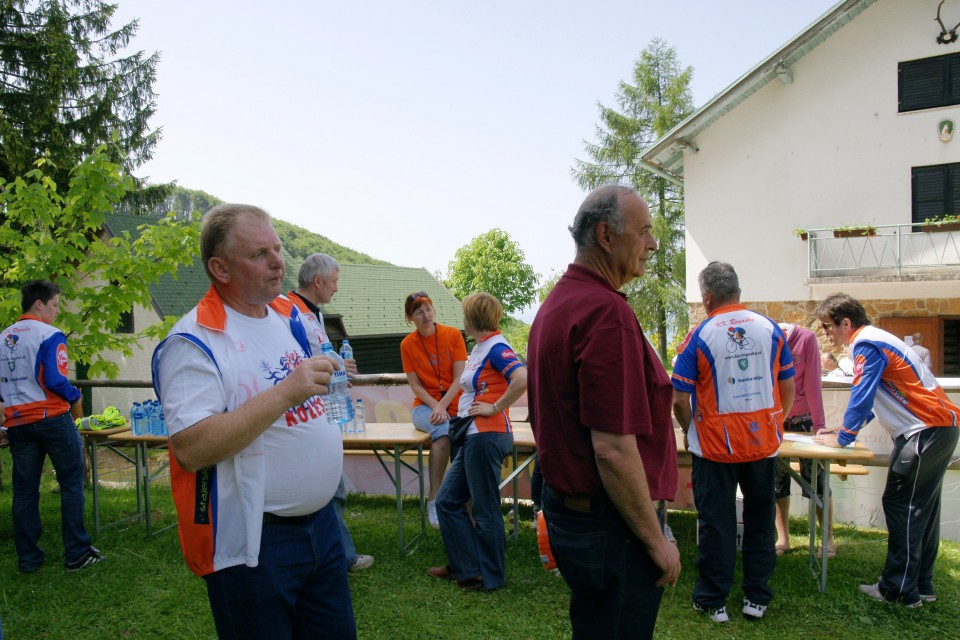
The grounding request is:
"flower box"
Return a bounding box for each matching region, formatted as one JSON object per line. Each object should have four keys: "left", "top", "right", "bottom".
{"left": 921, "top": 222, "right": 960, "bottom": 233}
{"left": 833, "top": 228, "right": 876, "bottom": 238}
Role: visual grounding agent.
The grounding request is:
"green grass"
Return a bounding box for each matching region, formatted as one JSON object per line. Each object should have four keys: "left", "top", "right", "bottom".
{"left": 0, "top": 448, "right": 958, "bottom": 639}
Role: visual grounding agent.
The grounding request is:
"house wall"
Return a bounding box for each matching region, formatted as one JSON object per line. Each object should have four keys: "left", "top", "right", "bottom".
{"left": 84, "top": 301, "right": 162, "bottom": 417}
{"left": 682, "top": 0, "right": 960, "bottom": 303}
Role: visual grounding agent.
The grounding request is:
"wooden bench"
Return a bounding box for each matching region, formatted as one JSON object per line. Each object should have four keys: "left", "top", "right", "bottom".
{"left": 790, "top": 461, "right": 869, "bottom": 481}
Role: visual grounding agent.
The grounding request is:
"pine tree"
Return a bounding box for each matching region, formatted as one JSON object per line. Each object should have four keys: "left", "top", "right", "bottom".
{"left": 0, "top": 0, "right": 160, "bottom": 191}
{"left": 572, "top": 38, "right": 694, "bottom": 362}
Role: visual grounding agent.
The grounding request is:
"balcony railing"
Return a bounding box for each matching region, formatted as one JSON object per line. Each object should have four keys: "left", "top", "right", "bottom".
{"left": 804, "top": 224, "right": 960, "bottom": 278}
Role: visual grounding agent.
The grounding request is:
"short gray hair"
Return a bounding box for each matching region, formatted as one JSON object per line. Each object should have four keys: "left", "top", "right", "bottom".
{"left": 201, "top": 204, "right": 270, "bottom": 282}
{"left": 568, "top": 184, "right": 636, "bottom": 251}
{"left": 698, "top": 261, "right": 740, "bottom": 303}
{"left": 298, "top": 253, "right": 340, "bottom": 287}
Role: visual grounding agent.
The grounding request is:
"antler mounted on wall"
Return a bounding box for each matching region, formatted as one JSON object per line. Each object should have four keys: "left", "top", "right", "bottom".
{"left": 936, "top": 0, "right": 960, "bottom": 44}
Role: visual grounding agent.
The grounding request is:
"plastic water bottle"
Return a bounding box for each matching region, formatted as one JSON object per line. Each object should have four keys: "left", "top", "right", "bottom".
{"left": 147, "top": 401, "right": 160, "bottom": 436}
{"left": 158, "top": 406, "right": 167, "bottom": 436}
{"left": 130, "top": 402, "right": 143, "bottom": 435}
{"left": 320, "top": 342, "right": 354, "bottom": 430}
{"left": 354, "top": 399, "right": 366, "bottom": 433}
{"left": 339, "top": 339, "right": 353, "bottom": 363}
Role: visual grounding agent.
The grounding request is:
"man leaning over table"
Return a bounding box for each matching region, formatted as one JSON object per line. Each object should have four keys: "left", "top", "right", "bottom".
{"left": 288, "top": 252, "right": 373, "bottom": 573}
{"left": 813, "top": 293, "right": 959, "bottom": 608}
{"left": 672, "top": 261, "right": 795, "bottom": 623}
{"left": 152, "top": 204, "right": 355, "bottom": 639}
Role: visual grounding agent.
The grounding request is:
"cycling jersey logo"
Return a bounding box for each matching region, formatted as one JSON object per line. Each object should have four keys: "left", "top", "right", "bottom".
{"left": 56, "top": 343, "right": 69, "bottom": 375}
{"left": 4, "top": 334, "right": 18, "bottom": 351}
{"left": 261, "top": 349, "right": 305, "bottom": 386}
{"left": 852, "top": 354, "right": 866, "bottom": 387}
{"left": 738, "top": 358, "right": 749, "bottom": 371}
{"left": 726, "top": 327, "right": 755, "bottom": 352}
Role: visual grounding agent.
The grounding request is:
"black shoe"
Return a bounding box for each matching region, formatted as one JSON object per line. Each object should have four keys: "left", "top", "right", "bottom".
{"left": 65, "top": 547, "right": 105, "bottom": 572}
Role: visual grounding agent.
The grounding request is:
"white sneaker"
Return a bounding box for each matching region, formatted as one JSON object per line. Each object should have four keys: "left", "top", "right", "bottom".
{"left": 742, "top": 598, "right": 767, "bottom": 620}
{"left": 693, "top": 602, "right": 729, "bottom": 623}
{"left": 428, "top": 500, "right": 440, "bottom": 530}
{"left": 349, "top": 554, "right": 374, "bottom": 572}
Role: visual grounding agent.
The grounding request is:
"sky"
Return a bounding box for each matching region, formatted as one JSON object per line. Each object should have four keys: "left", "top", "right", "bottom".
{"left": 113, "top": 0, "right": 839, "bottom": 304}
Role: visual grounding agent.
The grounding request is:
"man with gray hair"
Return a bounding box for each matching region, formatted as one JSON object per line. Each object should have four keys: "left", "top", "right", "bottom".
{"left": 910, "top": 332, "right": 933, "bottom": 372}
{"left": 528, "top": 184, "right": 681, "bottom": 640}
{"left": 672, "top": 261, "right": 795, "bottom": 623}
{"left": 153, "top": 204, "right": 356, "bottom": 638}
{"left": 288, "top": 253, "right": 372, "bottom": 572}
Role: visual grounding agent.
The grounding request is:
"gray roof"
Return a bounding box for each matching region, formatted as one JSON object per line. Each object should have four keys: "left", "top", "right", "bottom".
{"left": 639, "top": 0, "right": 875, "bottom": 183}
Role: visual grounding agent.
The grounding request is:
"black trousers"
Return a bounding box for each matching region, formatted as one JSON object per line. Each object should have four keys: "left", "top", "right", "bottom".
{"left": 692, "top": 455, "right": 777, "bottom": 608}
{"left": 879, "top": 425, "right": 959, "bottom": 603}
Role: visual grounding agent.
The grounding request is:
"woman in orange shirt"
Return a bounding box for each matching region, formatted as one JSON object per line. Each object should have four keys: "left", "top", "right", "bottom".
{"left": 400, "top": 292, "right": 467, "bottom": 529}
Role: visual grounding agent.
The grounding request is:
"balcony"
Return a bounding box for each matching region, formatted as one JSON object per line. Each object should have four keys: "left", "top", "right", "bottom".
{"left": 803, "top": 224, "right": 960, "bottom": 279}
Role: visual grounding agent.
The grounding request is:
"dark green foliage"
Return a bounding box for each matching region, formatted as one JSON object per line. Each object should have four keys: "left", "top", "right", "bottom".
{"left": 572, "top": 38, "right": 694, "bottom": 362}
{"left": 272, "top": 217, "right": 392, "bottom": 265}
{"left": 0, "top": 0, "right": 160, "bottom": 191}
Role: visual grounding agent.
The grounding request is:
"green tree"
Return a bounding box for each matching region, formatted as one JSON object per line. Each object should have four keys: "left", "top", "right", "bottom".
{"left": 445, "top": 228, "right": 538, "bottom": 316}
{"left": 0, "top": 0, "right": 160, "bottom": 191}
{"left": 0, "top": 146, "right": 199, "bottom": 378}
{"left": 571, "top": 38, "right": 694, "bottom": 362}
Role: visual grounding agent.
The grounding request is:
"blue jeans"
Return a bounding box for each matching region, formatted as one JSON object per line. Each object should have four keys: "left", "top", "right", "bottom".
{"left": 411, "top": 404, "right": 450, "bottom": 441}
{"left": 692, "top": 455, "right": 777, "bottom": 608}
{"left": 7, "top": 412, "right": 93, "bottom": 570}
{"left": 332, "top": 475, "right": 357, "bottom": 567}
{"left": 543, "top": 484, "right": 666, "bottom": 640}
{"left": 436, "top": 430, "right": 513, "bottom": 589}
{"left": 203, "top": 504, "right": 355, "bottom": 639}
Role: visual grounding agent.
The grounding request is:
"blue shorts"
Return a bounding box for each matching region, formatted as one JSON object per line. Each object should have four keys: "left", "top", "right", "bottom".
{"left": 412, "top": 404, "right": 451, "bottom": 441}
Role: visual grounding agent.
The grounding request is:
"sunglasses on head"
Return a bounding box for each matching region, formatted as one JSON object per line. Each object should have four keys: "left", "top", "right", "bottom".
{"left": 407, "top": 291, "right": 428, "bottom": 303}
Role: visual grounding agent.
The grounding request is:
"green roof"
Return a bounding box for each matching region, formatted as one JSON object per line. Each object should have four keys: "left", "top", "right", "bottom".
{"left": 103, "top": 214, "right": 460, "bottom": 333}
{"left": 312, "top": 264, "right": 462, "bottom": 337}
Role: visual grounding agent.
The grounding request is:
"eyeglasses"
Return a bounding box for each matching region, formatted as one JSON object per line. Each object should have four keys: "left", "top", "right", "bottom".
{"left": 407, "top": 291, "right": 428, "bottom": 303}
{"left": 821, "top": 322, "right": 833, "bottom": 331}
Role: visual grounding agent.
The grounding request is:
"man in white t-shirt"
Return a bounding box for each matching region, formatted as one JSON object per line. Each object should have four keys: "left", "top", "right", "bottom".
{"left": 153, "top": 204, "right": 355, "bottom": 639}
{"left": 288, "top": 253, "right": 373, "bottom": 573}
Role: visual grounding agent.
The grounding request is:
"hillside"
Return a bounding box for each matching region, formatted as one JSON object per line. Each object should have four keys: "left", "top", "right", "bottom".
{"left": 124, "top": 185, "right": 391, "bottom": 265}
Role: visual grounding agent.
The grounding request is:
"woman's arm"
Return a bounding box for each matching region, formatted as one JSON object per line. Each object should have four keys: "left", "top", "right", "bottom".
{"left": 468, "top": 367, "right": 527, "bottom": 417}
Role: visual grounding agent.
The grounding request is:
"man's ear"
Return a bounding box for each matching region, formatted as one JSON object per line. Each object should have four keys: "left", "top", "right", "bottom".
{"left": 208, "top": 257, "right": 230, "bottom": 284}
{"left": 595, "top": 221, "right": 614, "bottom": 253}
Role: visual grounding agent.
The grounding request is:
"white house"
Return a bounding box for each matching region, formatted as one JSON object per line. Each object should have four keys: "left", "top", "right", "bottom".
{"left": 642, "top": 0, "right": 960, "bottom": 373}
{"left": 640, "top": 0, "right": 960, "bottom": 540}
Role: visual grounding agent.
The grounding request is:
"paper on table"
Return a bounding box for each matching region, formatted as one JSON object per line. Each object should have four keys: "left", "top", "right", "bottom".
{"left": 783, "top": 433, "right": 815, "bottom": 444}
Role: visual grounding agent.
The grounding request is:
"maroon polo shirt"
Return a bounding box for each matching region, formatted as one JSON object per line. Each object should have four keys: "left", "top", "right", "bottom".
{"left": 528, "top": 263, "right": 677, "bottom": 501}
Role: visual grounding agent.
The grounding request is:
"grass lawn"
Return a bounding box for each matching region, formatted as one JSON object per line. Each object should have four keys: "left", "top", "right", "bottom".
{"left": 0, "top": 447, "right": 957, "bottom": 639}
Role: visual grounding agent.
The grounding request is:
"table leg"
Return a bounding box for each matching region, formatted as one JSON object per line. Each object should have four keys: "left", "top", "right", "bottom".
{"left": 89, "top": 439, "right": 100, "bottom": 536}
{"left": 820, "top": 460, "right": 832, "bottom": 594}
{"left": 417, "top": 444, "right": 426, "bottom": 532}
{"left": 142, "top": 442, "right": 153, "bottom": 536}
{"left": 394, "top": 443, "right": 404, "bottom": 556}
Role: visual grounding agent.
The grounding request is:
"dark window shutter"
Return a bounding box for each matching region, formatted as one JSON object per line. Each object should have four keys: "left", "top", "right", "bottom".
{"left": 899, "top": 53, "right": 960, "bottom": 112}
{"left": 913, "top": 163, "right": 960, "bottom": 224}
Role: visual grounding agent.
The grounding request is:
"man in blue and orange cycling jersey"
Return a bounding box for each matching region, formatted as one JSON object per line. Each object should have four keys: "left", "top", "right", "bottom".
{"left": 813, "top": 292, "right": 959, "bottom": 608}
{"left": 673, "top": 262, "right": 795, "bottom": 623}
{"left": 0, "top": 280, "right": 104, "bottom": 573}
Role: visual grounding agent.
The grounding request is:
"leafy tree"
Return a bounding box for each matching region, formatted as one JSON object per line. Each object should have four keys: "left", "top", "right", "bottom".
{"left": 537, "top": 270, "right": 563, "bottom": 303}
{"left": 445, "top": 228, "right": 539, "bottom": 316}
{"left": 571, "top": 38, "right": 694, "bottom": 362}
{"left": 0, "top": 146, "right": 199, "bottom": 378}
{"left": 0, "top": 0, "right": 160, "bottom": 192}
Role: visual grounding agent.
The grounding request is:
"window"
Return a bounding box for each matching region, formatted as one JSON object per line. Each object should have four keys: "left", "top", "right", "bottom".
{"left": 115, "top": 309, "right": 134, "bottom": 333}
{"left": 912, "top": 163, "right": 960, "bottom": 224}
{"left": 898, "top": 52, "right": 960, "bottom": 112}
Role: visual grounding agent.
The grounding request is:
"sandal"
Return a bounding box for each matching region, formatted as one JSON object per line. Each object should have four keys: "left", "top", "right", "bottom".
{"left": 816, "top": 544, "right": 837, "bottom": 559}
